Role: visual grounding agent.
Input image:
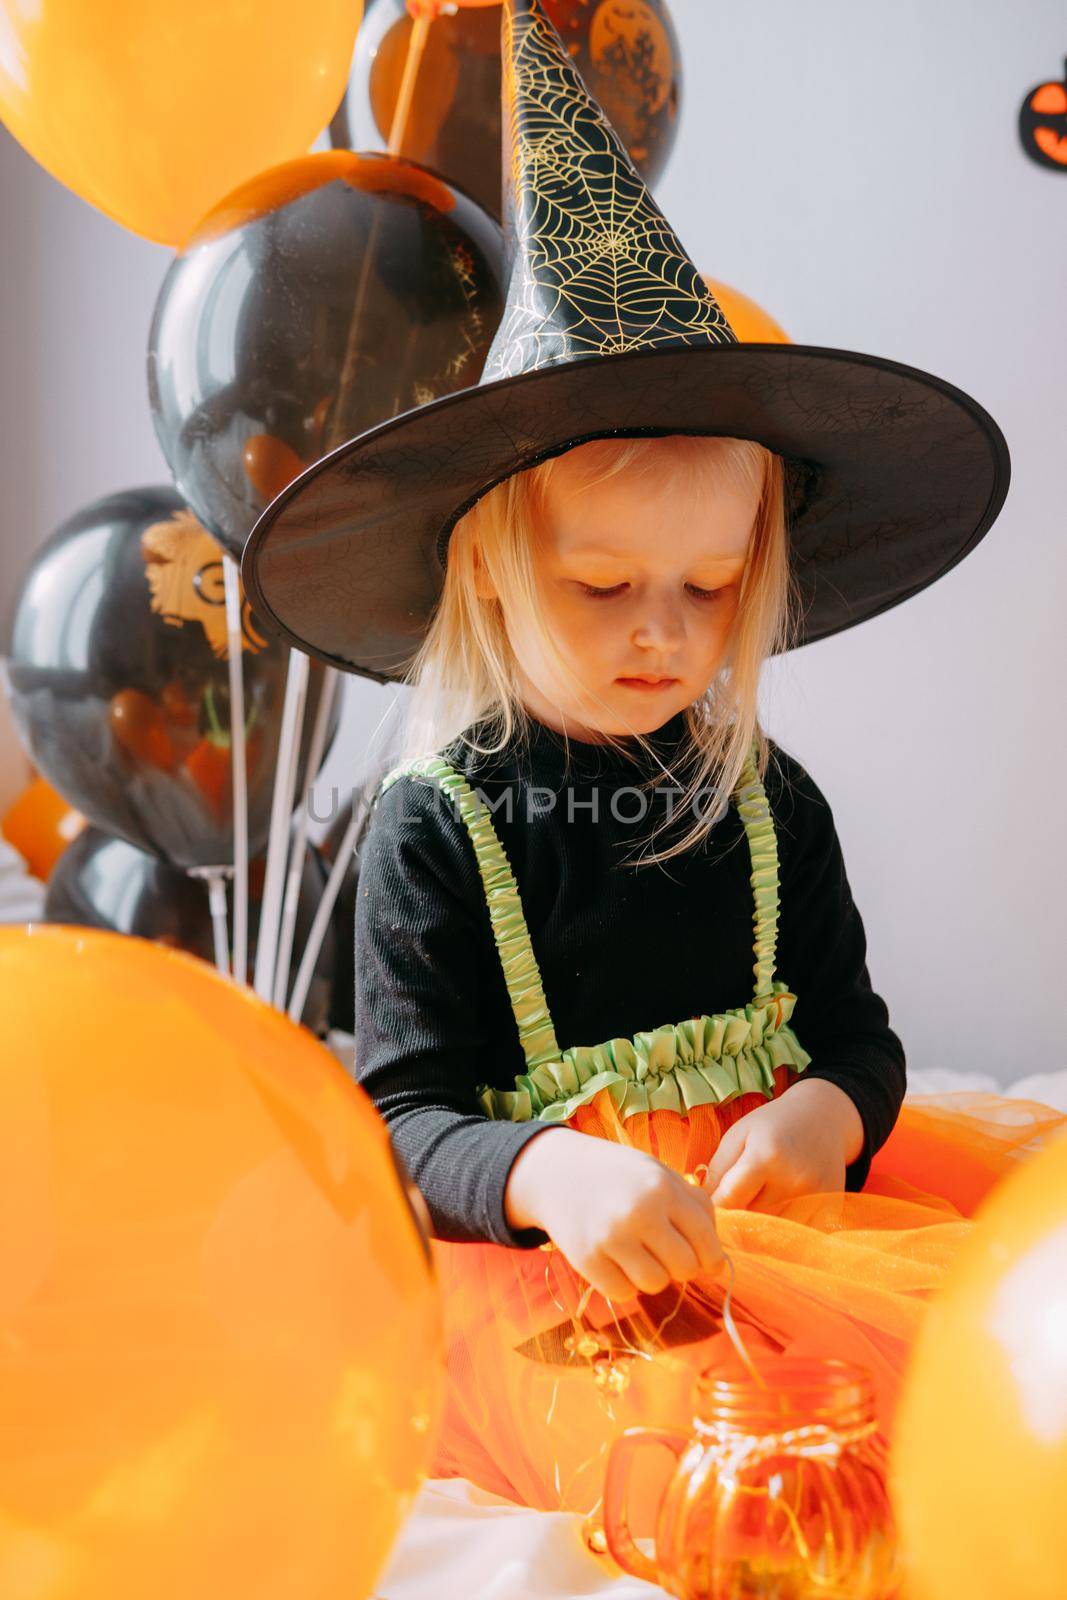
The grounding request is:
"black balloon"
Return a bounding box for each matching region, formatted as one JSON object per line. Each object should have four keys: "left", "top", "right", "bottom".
{"left": 333, "top": 0, "right": 682, "bottom": 222}
{"left": 147, "top": 149, "right": 505, "bottom": 558}
{"left": 45, "top": 827, "right": 337, "bottom": 1035}
{"left": 2, "top": 487, "right": 341, "bottom": 868}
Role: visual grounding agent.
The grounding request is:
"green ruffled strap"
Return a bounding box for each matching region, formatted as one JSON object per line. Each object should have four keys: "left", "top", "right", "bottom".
{"left": 379, "top": 754, "right": 562, "bottom": 1071}
{"left": 379, "top": 734, "right": 800, "bottom": 1124}
{"left": 734, "top": 744, "right": 782, "bottom": 1007}
{"left": 477, "top": 982, "right": 812, "bottom": 1124}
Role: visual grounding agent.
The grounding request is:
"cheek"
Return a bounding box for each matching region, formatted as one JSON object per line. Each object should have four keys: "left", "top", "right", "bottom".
{"left": 696, "top": 596, "right": 740, "bottom": 661}
{"left": 545, "top": 588, "right": 616, "bottom": 657}
{"left": 563, "top": 599, "right": 620, "bottom": 662}
{"left": 718, "top": 591, "right": 742, "bottom": 632}
{"left": 506, "top": 588, "right": 597, "bottom": 673}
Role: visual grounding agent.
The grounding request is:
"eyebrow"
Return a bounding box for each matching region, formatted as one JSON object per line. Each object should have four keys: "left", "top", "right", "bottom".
{"left": 565, "top": 545, "right": 747, "bottom": 573}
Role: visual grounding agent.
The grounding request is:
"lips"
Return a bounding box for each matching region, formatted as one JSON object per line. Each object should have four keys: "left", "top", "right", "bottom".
{"left": 617, "top": 676, "right": 676, "bottom": 685}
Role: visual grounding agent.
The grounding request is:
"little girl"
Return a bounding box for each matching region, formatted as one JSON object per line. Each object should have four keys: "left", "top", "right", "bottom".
{"left": 242, "top": 0, "right": 1065, "bottom": 1517}
{"left": 354, "top": 430, "right": 897, "bottom": 1307}
{"left": 349, "top": 427, "right": 1061, "bottom": 1515}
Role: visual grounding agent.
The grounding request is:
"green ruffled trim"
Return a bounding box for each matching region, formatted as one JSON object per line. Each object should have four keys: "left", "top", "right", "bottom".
{"left": 380, "top": 753, "right": 562, "bottom": 1068}
{"left": 380, "top": 736, "right": 807, "bottom": 1127}
{"left": 475, "top": 980, "right": 812, "bottom": 1124}
{"left": 733, "top": 757, "right": 780, "bottom": 1002}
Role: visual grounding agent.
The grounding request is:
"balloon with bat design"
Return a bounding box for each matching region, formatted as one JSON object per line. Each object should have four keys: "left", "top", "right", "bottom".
{"left": 2, "top": 488, "right": 340, "bottom": 869}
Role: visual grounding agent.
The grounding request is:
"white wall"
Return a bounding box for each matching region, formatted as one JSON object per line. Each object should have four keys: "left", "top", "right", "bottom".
{"left": 2, "top": 0, "right": 1064, "bottom": 1081}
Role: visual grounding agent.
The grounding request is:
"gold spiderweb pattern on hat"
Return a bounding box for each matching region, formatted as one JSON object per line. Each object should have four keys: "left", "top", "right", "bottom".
{"left": 482, "top": 0, "right": 737, "bottom": 383}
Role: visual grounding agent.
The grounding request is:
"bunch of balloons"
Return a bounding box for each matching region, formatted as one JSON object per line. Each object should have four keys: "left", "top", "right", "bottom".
{"left": 0, "top": 8, "right": 721, "bottom": 1596}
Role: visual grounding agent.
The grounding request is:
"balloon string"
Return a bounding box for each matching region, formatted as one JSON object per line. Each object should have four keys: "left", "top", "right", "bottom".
{"left": 686, "top": 1163, "right": 769, "bottom": 1389}
{"left": 719, "top": 1245, "right": 768, "bottom": 1390}
{"left": 273, "top": 667, "right": 339, "bottom": 1009}
{"left": 539, "top": 1179, "right": 769, "bottom": 1390}
{"left": 187, "top": 866, "right": 232, "bottom": 978}
{"left": 391, "top": 12, "right": 435, "bottom": 155}
{"left": 286, "top": 790, "right": 362, "bottom": 1024}
{"left": 251, "top": 652, "right": 309, "bottom": 999}
{"left": 328, "top": 0, "right": 436, "bottom": 449}
{"left": 222, "top": 558, "right": 249, "bottom": 986}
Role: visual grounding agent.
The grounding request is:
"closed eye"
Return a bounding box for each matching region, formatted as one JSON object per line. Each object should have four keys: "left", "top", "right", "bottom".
{"left": 577, "top": 581, "right": 628, "bottom": 599}
{"left": 576, "top": 582, "right": 726, "bottom": 601}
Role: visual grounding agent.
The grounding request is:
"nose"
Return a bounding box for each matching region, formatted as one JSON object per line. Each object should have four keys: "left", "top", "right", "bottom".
{"left": 631, "top": 587, "right": 687, "bottom": 657}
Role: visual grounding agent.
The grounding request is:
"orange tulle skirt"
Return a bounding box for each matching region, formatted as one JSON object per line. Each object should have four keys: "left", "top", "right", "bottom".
{"left": 427, "top": 1074, "right": 1067, "bottom": 1515}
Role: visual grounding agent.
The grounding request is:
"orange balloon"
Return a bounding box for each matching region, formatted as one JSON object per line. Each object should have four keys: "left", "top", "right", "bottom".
{"left": 0, "top": 1, "right": 365, "bottom": 246}
{"left": 0, "top": 925, "right": 442, "bottom": 1600}
{"left": 891, "top": 1128, "right": 1067, "bottom": 1600}
{"left": 1, "top": 776, "right": 86, "bottom": 879}
{"left": 703, "top": 277, "right": 791, "bottom": 343}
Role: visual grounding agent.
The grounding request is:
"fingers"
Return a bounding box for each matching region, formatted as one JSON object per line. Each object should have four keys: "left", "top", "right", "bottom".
{"left": 609, "top": 1202, "right": 722, "bottom": 1296}
{"left": 610, "top": 1239, "right": 679, "bottom": 1297}
{"left": 703, "top": 1121, "right": 749, "bottom": 1195}
{"left": 708, "top": 1147, "right": 767, "bottom": 1210}
{"left": 672, "top": 1191, "right": 723, "bottom": 1275}
{"left": 584, "top": 1255, "right": 642, "bottom": 1304}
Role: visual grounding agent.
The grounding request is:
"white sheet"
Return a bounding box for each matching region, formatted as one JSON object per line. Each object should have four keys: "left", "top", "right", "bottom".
{"left": 376, "top": 1066, "right": 1067, "bottom": 1600}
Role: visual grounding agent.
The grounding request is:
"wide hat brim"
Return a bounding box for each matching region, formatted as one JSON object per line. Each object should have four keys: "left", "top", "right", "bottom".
{"left": 240, "top": 340, "right": 1009, "bottom": 682}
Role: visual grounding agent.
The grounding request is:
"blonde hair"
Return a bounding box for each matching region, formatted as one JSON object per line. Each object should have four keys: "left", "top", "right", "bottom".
{"left": 395, "top": 434, "right": 801, "bottom": 868}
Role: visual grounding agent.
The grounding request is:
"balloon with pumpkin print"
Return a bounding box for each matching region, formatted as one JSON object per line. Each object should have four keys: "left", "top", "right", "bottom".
{"left": 1, "top": 488, "right": 340, "bottom": 869}
{"left": 1018, "top": 59, "right": 1067, "bottom": 170}
{"left": 333, "top": 0, "right": 682, "bottom": 221}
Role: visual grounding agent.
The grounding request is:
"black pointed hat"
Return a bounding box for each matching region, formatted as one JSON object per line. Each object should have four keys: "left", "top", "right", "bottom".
{"left": 242, "top": 0, "right": 1009, "bottom": 681}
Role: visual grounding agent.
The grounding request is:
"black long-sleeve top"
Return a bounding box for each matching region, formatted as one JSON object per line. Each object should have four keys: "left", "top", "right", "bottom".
{"left": 352, "top": 712, "right": 907, "bottom": 1249}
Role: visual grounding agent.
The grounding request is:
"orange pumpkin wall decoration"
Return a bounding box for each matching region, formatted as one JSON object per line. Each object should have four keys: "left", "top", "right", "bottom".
{"left": 1018, "top": 58, "right": 1067, "bottom": 170}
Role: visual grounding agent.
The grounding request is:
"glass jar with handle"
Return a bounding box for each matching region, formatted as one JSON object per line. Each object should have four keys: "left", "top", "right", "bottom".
{"left": 602, "top": 1356, "right": 899, "bottom": 1600}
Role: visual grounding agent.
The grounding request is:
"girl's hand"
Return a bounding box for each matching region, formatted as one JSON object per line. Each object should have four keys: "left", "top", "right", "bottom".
{"left": 703, "top": 1078, "right": 865, "bottom": 1211}
{"left": 505, "top": 1129, "right": 723, "bottom": 1303}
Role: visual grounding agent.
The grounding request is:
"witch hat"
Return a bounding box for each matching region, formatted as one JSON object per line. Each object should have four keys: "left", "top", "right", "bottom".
{"left": 241, "top": 0, "right": 1009, "bottom": 682}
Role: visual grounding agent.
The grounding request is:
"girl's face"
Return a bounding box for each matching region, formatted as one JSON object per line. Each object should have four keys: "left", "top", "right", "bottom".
{"left": 477, "top": 442, "right": 760, "bottom": 743}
